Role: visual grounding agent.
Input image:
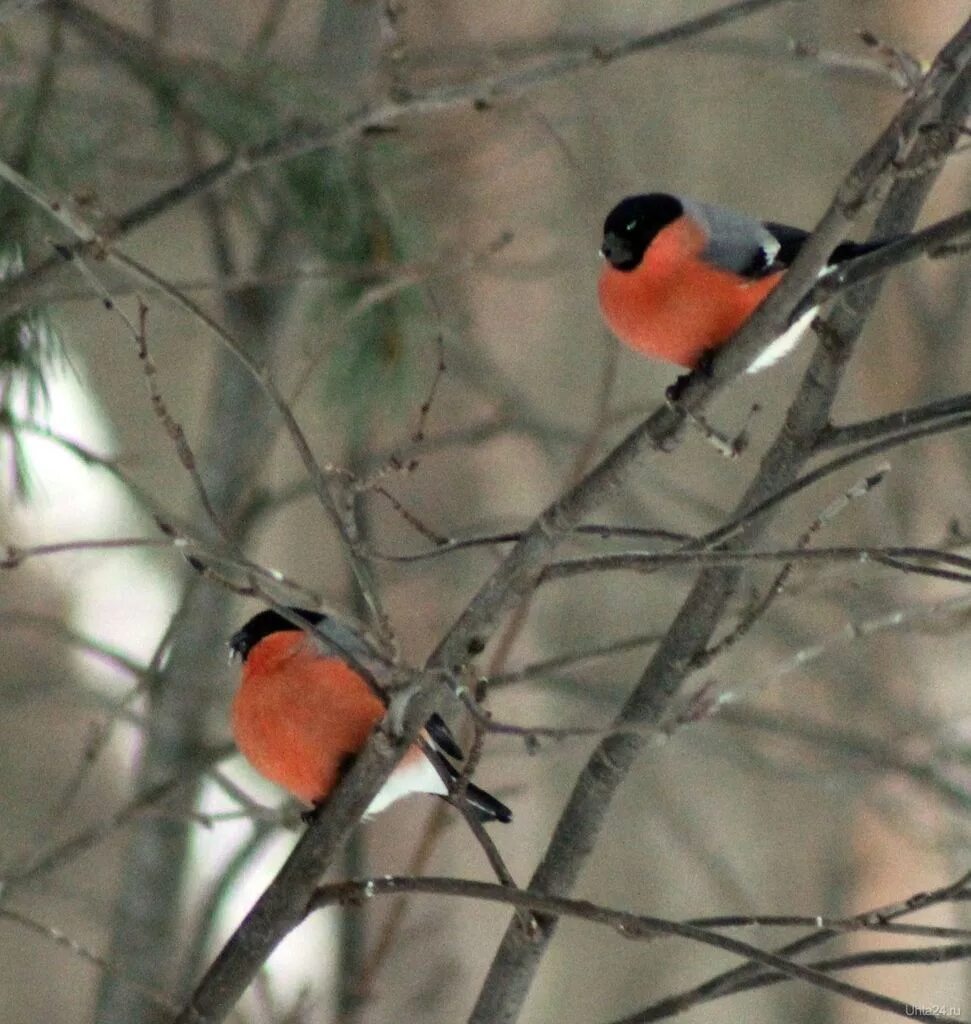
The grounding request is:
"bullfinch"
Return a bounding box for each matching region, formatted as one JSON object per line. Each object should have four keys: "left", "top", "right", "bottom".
{"left": 598, "top": 192, "right": 887, "bottom": 372}
{"left": 229, "top": 608, "right": 511, "bottom": 823}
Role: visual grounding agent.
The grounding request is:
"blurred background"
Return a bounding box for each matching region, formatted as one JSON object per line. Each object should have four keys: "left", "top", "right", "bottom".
{"left": 0, "top": 1, "right": 969, "bottom": 1022}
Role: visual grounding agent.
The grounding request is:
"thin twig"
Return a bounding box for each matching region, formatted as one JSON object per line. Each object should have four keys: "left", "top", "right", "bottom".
{"left": 818, "top": 390, "right": 971, "bottom": 449}
{"left": 311, "top": 871, "right": 971, "bottom": 937}
{"left": 718, "top": 705, "right": 971, "bottom": 813}
{"left": 693, "top": 471, "right": 888, "bottom": 667}
{"left": 70, "top": 0, "right": 793, "bottom": 238}
{"left": 0, "top": 908, "right": 179, "bottom": 1013}
{"left": 2, "top": 744, "right": 234, "bottom": 888}
{"left": 487, "top": 632, "right": 665, "bottom": 688}
{"left": 1, "top": 535, "right": 177, "bottom": 566}
{"left": 0, "top": 152, "right": 394, "bottom": 645}
{"left": 615, "top": 871, "right": 971, "bottom": 1022}
{"left": 304, "top": 875, "right": 971, "bottom": 1024}
{"left": 133, "top": 299, "right": 229, "bottom": 539}
{"left": 539, "top": 541, "right": 971, "bottom": 586}
{"left": 698, "top": 411, "right": 971, "bottom": 550}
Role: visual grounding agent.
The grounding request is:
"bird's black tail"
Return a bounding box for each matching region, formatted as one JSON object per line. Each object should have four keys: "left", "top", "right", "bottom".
{"left": 463, "top": 780, "right": 513, "bottom": 824}
{"left": 439, "top": 757, "right": 512, "bottom": 824}
{"left": 763, "top": 221, "right": 898, "bottom": 269}
{"left": 829, "top": 237, "right": 896, "bottom": 264}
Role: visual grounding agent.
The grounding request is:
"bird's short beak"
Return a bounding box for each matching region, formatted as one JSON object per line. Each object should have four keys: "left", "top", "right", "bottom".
{"left": 227, "top": 631, "right": 247, "bottom": 663}
{"left": 600, "top": 232, "right": 633, "bottom": 267}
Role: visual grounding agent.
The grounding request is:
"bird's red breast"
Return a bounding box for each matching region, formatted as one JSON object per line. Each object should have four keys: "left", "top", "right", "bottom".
{"left": 598, "top": 214, "right": 782, "bottom": 368}
{"left": 228, "top": 607, "right": 511, "bottom": 821}
{"left": 231, "top": 629, "right": 424, "bottom": 805}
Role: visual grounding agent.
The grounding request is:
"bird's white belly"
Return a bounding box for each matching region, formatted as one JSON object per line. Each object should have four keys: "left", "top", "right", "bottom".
{"left": 745, "top": 305, "right": 818, "bottom": 373}
{"left": 364, "top": 755, "right": 447, "bottom": 818}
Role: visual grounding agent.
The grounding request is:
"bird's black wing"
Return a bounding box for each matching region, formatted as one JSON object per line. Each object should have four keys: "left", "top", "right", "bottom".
{"left": 426, "top": 711, "right": 464, "bottom": 760}
{"left": 763, "top": 222, "right": 891, "bottom": 271}
{"left": 436, "top": 755, "right": 512, "bottom": 823}
{"left": 762, "top": 222, "right": 811, "bottom": 268}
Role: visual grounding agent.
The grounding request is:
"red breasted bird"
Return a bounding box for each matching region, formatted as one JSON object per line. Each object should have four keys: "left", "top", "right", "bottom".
{"left": 598, "top": 193, "right": 886, "bottom": 372}
{"left": 229, "top": 608, "right": 511, "bottom": 822}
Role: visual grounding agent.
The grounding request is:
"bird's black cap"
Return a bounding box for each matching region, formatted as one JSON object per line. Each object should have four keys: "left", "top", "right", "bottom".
{"left": 601, "top": 193, "right": 683, "bottom": 271}
{"left": 229, "top": 607, "right": 326, "bottom": 662}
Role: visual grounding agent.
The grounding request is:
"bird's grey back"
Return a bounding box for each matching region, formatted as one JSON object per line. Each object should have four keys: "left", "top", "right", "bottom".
{"left": 680, "top": 197, "right": 780, "bottom": 276}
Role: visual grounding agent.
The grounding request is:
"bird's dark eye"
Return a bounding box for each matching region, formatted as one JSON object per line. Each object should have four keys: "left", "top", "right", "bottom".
{"left": 625, "top": 220, "right": 638, "bottom": 232}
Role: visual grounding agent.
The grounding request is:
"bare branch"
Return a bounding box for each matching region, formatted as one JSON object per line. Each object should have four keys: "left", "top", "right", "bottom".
{"left": 487, "top": 632, "right": 665, "bottom": 688}
{"left": 540, "top": 541, "right": 971, "bottom": 587}
{"left": 303, "top": 875, "right": 971, "bottom": 1023}
{"left": 0, "top": 152, "right": 395, "bottom": 644}
{"left": 617, "top": 871, "right": 971, "bottom": 1022}
{"left": 309, "top": 872, "right": 971, "bottom": 938}
{"left": 718, "top": 705, "right": 971, "bottom": 813}
{"left": 793, "top": 206, "right": 971, "bottom": 321}
{"left": 132, "top": 299, "right": 230, "bottom": 539}
{"left": 0, "top": 908, "right": 178, "bottom": 1014}
{"left": 819, "top": 391, "right": 971, "bottom": 449}
{"left": 692, "top": 469, "right": 888, "bottom": 667}
{"left": 699, "top": 411, "right": 971, "bottom": 550}
{"left": 2, "top": 744, "right": 233, "bottom": 888}
{"left": 1, "top": 535, "right": 176, "bottom": 566}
